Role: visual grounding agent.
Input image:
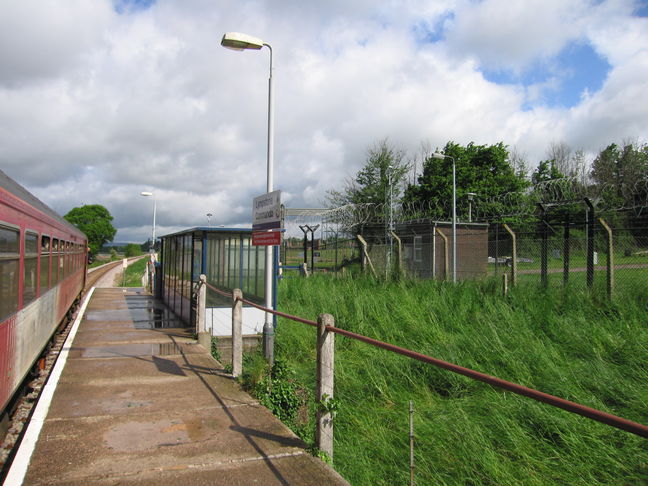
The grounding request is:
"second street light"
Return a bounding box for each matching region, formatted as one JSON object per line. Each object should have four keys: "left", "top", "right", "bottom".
{"left": 432, "top": 152, "right": 457, "bottom": 283}
{"left": 140, "top": 191, "right": 156, "bottom": 252}
{"left": 221, "top": 31, "right": 276, "bottom": 364}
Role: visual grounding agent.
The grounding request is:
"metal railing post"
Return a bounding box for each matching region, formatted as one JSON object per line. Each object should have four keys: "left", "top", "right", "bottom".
{"left": 232, "top": 289, "right": 243, "bottom": 377}
{"left": 316, "top": 313, "right": 335, "bottom": 461}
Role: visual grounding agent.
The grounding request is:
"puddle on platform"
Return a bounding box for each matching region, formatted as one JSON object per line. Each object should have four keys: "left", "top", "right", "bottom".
{"left": 85, "top": 308, "right": 185, "bottom": 330}
{"left": 79, "top": 342, "right": 202, "bottom": 358}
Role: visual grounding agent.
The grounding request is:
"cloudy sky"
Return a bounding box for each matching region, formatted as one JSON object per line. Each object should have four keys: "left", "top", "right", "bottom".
{"left": 1, "top": 0, "right": 647, "bottom": 242}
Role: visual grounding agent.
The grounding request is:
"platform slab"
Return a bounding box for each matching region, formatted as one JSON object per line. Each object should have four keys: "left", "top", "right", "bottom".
{"left": 21, "top": 288, "right": 348, "bottom": 486}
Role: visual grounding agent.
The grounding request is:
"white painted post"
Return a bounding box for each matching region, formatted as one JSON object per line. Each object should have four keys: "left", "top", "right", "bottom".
{"left": 232, "top": 289, "right": 243, "bottom": 378}
{"left": 197, "top": 275, "right": 210, "bottom": 350}
{"left": 316, "top": 313, "right": 335, "bottom": 461}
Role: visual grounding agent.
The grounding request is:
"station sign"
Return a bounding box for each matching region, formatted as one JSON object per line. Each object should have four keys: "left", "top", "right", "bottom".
{"left": 252, "top": 230, "right": 282, "bottom": 246}
{"left": 252, "top": 190, "right": 282, "bottom": 230}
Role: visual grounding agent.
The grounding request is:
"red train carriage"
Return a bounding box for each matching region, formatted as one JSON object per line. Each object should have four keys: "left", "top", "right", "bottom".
{"left": 0, "top": 170, "right": 87, "bottom": 421}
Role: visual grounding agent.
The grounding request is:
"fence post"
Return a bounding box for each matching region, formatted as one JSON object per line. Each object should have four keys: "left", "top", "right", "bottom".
{"left": 435, "top": 228, "right": 449, "bottom": 281}
{"left": 563, "top": 214, "right": 570, "bottom": 286}
{"left": 502, "top": 273, "right": 508, "bottom": 296}
{"left": 389, "top": 231, "right": 403, "bottom": 275}
{"left": 503, "top": 224, "right": 516, "bottom": 287}
{"left": 598, "top": 218, "right": 614, "bottom": 298}
{"left": 316, "top": 313, "right": 335, "bottom": 461}
{"left": 357, "top": 235, "right": 377, "bottom": 278}
{"left": 584, "top": 198, "right": 595, "bottom": 289}
{"left": 494, "top": 224, "right": 499, "bottom": 277}
{"left": 300, "top": 262, "right": 310, "bottom": 277}
{"left": 196, "top": 275, "right": 211, "bottom": 350}
{"left": 538, "top": 204, "right": 548, "bottom": 287}
{"left": 232, "top": 289, "right": 243, "bottom": 377}
{"left": 409, "top": 400, "right": 415, "bottom": 486}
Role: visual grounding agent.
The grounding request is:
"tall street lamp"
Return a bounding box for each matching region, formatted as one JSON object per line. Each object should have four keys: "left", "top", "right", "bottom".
{"left": 221, "top": 31, "right": 276, "bottom": 363}
{"left": 140, "top": 191, "right": 156, "bottom": 252}
{"left": 432, "top": 153, "right": 457, "bottom": 283}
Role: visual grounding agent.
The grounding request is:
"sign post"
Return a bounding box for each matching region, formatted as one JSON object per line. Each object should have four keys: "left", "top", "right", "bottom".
{"left": 253, "top": 190, "right": 282, "bottom": 247}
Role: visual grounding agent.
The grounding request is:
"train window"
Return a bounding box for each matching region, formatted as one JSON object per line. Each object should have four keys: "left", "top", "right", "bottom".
{"left": 0, "top": 226, "right": 20, "bottom": 320}
{"left": 52, "top": 239, "right": 59, "bottom": 284}
{"left": 63, "top": 241, "right": 69, "bottom": 278}
{"left": 41, "top": 236, "right": 51, "bottom": 290}
{"left": 23, "top": 233, "right": 38, "bottom": 304}
{"left": 60, "top": 241, "right": 65, "bottom": 279}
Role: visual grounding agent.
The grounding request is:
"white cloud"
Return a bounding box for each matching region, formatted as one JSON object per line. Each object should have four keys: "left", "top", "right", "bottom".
{"left": 444, "top": 0, "right": 592, "bottom": 71}
{"left": 0, "top": 0, "right": 647, "bottom": 243}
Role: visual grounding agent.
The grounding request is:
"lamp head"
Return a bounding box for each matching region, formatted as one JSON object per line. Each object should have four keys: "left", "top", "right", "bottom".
{"left": 221, "top": 32, "right": 265, "bottom": 51}
{"left": 432, "top": 152, "right": 446, "bottom": 160}
{"left": 140, "top": 191, "right": 153, "bottom": 197}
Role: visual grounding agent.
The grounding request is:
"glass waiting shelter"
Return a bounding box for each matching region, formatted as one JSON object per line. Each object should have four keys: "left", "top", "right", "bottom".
{"left": 159, "top": 227, "right": 268, "bottom": 336}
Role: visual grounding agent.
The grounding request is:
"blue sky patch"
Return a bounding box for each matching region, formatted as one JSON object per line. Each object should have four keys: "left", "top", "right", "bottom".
{"left": 483, "top": 41, "right": 611, "bottom": 109}
{"left": 412, "top": 12, "right": 455, "bottom": 44}
{"left": 635, "top": 1, "right": 648, "bottom": 17}
{"left": 114, "top": 0, "right": 156, "bottom": 14}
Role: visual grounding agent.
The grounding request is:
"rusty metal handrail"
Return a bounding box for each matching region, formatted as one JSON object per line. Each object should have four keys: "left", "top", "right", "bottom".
{"left": 229, "top": 294, "right": 648, "bottom": 438}
{"left": 204, "top": 281, "right": 233, "bottom": 299}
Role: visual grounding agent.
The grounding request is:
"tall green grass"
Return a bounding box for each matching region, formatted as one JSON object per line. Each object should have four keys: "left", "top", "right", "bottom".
{"left": 273, "top": 275, "right": 648, "bottom": 485}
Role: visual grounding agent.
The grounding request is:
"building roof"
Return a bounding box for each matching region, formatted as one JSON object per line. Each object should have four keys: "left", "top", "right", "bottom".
{"left": 160, "top": 226, "right": 254, "bottom": 239}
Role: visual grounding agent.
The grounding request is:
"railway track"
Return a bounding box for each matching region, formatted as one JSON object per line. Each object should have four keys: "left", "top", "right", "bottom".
{"left": 0, "top": 261, "right": 124, "bottom": 482}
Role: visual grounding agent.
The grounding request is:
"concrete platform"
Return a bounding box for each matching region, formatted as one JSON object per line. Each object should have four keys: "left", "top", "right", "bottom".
{"left": 20, "top": 288, "right": 349, "bottom": 486}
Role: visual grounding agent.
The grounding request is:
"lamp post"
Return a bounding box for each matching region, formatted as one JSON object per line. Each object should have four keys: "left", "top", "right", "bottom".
{"left": 140, "top": 191, "right": 156, "bottom": 252}
{"left": 467, "top": 193, "right": 477, "bottom": 223}
{"left": 432, "top": 153, "right": 456, "bottom": 283}
{"left": 221, "top": 31, "right": 276, "bottom": 363}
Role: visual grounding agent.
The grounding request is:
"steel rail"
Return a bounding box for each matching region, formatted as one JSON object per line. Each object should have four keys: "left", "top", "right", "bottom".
{"left": 228, "top": 294, "right": 648, "bottom": 438}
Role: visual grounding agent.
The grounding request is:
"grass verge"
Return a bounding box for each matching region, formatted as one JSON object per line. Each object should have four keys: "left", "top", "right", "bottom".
{"left": 262, "top": 274, "right": 648, "bottom": 485}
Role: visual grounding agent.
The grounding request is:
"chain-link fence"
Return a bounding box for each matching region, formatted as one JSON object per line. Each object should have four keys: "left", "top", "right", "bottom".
{"left": 281, "top": 237, "right": 361, "bottom": 275}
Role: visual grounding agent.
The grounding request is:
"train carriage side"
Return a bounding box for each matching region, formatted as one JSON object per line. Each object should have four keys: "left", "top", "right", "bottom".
{"left": 0, "top": 171, "right": 87, "bottom": 418}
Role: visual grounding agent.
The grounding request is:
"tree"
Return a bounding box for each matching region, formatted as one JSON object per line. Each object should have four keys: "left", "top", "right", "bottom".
{"left": 326, "top": 139, "right": 410, "bottom": 223}
{"left": 64, "top": 204, "right": 117, "bottom": 255}
{"left": 591, "top": 142, "right": 648, "bottom": 211}
{"left": 532, "top": 159, "right": 564, "bottom": 184}
{"left": 124, "top": 243, "right": 142, "bottom": 257}
{"left": 404, "top": 141, "right": 529, "bottom": 221}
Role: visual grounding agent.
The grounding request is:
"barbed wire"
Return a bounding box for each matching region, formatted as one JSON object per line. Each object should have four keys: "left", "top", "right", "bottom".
{"left": 284, "top": 178, "right": 648, "bottom": 232}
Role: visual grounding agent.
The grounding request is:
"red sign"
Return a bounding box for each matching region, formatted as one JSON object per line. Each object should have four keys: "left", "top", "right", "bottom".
{"left": 252, "top": 230, "right": 282, "bottom": 246}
